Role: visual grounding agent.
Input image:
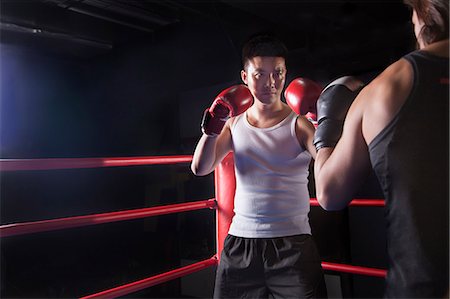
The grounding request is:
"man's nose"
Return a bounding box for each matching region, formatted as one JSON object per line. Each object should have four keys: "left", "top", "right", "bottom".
{"left": 266, "top": 73, "right": 276, "bottom": 87}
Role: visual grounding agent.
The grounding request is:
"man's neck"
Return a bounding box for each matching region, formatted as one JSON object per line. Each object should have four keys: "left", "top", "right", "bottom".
{"left": 246, "top": 101, "right": 291, "bottom": 128}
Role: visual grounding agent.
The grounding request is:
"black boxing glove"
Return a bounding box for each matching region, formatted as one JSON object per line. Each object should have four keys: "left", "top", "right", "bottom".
{"left": 313, "top": 84, "right": 362, "bottom": 150}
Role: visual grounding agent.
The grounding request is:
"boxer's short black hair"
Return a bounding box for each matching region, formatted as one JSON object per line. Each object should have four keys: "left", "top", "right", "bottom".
{"left": 241, "top": 34, "right": 288, "bottom": 69}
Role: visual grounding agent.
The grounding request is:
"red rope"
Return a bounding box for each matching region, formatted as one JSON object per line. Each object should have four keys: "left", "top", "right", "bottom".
{"left": 0, "top": 199, "right": 216, "bottom": 238}
{"left": 322, "top": 261, "right": 387, "bottom": 278}
{"left": 80, "top": 256, "right": 219, "bottom": 299}
{"left": 310, "top": 198, "right": 385, "bottom": 207}
{"left": 0, "top": 155, "right": 193, "bottom": 171}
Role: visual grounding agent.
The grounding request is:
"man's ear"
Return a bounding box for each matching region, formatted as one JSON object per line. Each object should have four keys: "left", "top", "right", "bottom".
{"left": 241, "top": 70, "right": 248, "bottom": 85}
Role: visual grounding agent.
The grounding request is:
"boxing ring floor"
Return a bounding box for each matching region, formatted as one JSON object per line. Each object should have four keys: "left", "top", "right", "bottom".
{"left": 0, "top": 153, "right": 386, "bottom": 298}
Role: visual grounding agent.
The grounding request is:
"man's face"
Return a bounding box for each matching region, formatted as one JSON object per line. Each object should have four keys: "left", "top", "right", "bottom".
{"left": 241, "top": 56, "right": 287, "bottom": 104}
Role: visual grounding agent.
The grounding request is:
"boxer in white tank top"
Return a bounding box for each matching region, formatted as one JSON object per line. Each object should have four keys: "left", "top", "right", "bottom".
{"left": 229, "top": 110, "right": 312, "bottom": 238}
{"left": 191, "top": 35, "right": 326, "bottom": 298}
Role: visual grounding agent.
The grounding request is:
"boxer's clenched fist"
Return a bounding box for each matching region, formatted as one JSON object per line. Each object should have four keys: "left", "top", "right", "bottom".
{"left": 313, "top": 77, "right": 364, "bottom": 150}
{"left": 201, "top": 85, "right": 253, "bottom": 136}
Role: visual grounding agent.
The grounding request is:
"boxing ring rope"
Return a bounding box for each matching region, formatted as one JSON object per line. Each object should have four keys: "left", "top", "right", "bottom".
{"left": 0, "top": 199, "right": 216, "bottom": 237}
{"left": 310, "top": 198, "right": 385, "bottom": 207}
{"left": 321, "top": 262, "right": 386, "bottom": 278}
{"left": 0, "top": 155, "right": 193, "bottom": 171}
{"left": 80, "top": 257, "right": 219, "bottom": 299}
{"left": 0, "top": 154, "right": 387, "bottom": 298}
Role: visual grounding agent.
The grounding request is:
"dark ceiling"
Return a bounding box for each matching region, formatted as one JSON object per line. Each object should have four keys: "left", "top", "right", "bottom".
{"left": 1, "top": 0, "right": 414, "bottom": 76}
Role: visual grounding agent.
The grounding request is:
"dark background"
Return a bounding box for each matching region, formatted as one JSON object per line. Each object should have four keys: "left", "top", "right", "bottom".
{"left": 1, "top": 0, "right": 414, "bottom": 298}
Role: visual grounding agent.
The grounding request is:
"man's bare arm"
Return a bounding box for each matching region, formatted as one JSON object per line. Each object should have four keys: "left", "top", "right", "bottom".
{"left": 191, "top": 120, "right": 233, "bottom": 176}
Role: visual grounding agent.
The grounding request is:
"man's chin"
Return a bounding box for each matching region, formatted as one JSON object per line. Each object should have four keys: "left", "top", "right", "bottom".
{"left": 258, "top": 95, "right": 279, "bottom": 104}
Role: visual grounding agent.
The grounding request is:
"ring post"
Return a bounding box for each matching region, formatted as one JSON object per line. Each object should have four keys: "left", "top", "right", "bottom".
{"left": 214, "top": 152, "right": 236, "bottom": 261}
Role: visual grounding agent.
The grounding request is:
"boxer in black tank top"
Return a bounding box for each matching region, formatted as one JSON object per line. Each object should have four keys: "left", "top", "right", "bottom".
{"left": 313, "top": 0, "right": 449, "bottom": 297}
{"left": 369, "top": 50, "right": 449, "bottom": 297}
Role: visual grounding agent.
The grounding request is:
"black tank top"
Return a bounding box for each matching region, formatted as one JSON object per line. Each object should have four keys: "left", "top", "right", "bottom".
{"left": 368, "top": 50, "right": 449, "bottom": 298}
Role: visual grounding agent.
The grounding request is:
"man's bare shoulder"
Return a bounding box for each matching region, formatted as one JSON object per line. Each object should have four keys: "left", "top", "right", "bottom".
{"left": 354, "top": 58, "right": 413, "bottom": 113}
{"left": 369, "top": 58, "right": 412, "bottom": 96}
{"left": 358, "top": 58, "right": 414, "bottom": 144}
{"left": 226, "top": 113, "right": 244, "bottom": 130}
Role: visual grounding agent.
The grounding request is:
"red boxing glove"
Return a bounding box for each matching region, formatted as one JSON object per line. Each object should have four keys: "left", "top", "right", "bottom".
{"left": 201, "top": 85, "right": 253, "bottom": 136}
{"left": 284, "top": 77, "right": 322, "bottom": 122}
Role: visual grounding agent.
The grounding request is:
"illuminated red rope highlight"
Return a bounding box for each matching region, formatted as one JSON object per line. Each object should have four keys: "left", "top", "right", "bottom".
{"left": 0, "top": 155, "right": 193, "bottom": 171}
{"left": 80, "top": 257, "right": 219, "bottom": 299}
{"left": 322, "top": 261, "right": 387, "bottom": 278}
{"left": 0, "top": 199, "right": 216, "bottom": 238}
{"left": 310, "top": 198, "right": 385, "bottom": 207}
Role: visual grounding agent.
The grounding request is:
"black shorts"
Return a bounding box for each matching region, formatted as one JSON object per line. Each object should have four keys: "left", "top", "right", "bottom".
{"left": 214, "top": 234, "right": 327, "bottom": 299}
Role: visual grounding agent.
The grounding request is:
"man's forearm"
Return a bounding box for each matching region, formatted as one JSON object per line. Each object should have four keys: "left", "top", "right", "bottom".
{"left": 191, "top": 134, "right": 219, "bottom": 176}
{"left": 314, "top": 147, "right": 339, "bottom": 210}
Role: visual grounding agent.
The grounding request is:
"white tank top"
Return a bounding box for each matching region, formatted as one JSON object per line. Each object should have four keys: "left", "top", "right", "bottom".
{"left": 228, "top": 111, "right": 312, "bottom": 238}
